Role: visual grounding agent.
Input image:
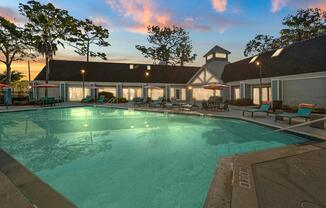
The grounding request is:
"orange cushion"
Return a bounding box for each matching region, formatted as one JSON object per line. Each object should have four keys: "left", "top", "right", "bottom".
{"left": 299, "top": 103, "right": 315, "bottom": 109}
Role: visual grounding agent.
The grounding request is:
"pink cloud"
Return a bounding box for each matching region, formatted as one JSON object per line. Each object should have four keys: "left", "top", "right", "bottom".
{"left": 0, "top": 6, "right": 25, "bottom": 24}
{"left": 271, "top": 0, "right": 326, "bottom": 13}
{"left": 212, "top": 0, "right": 227, "bottom": 12}
{"left": 91, "top": 16, "right": 111, "bottom": 27}
{"left": 310, "top": 1, "right": 326, "bottom": 10}
{"left": 106, "top": 0, "right": 171, "bottom": 33}
{"left": 271, "top": 0, "right": 288, "bottom": 13}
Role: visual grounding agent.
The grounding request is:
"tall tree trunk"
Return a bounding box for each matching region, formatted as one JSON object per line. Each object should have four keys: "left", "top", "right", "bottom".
{"left": 5, "top": 64, "right": 11, "bottom": 84}
{"left": 86, "top": 40, "right": 90, "bottom": 62}
{"left": 45, "top": 55, "right": 50, "bottom": 98}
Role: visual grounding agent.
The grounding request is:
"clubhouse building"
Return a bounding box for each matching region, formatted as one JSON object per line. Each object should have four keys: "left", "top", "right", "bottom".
{"left": 33, "top": 34, "right": 326, "bottom": 108}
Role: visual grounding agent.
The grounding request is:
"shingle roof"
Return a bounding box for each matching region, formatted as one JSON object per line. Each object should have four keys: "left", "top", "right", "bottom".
{"left": 34, "top": 60, "right": 200, "bottom": 84}
{"left": 203, "top": 45, "right": 231, "bottom": 57}
{"left": 222, "top": 34, "right": 326, "bottom": 82}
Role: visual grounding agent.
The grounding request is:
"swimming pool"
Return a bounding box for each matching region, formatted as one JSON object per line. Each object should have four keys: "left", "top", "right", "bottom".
{"left": 0, "top": 107, "right": 308, "bottom": 207}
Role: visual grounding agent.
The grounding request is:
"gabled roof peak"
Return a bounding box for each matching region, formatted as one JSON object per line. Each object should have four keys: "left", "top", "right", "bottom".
{"left": 204, "top": 45, "right": 231, "bottom": 57}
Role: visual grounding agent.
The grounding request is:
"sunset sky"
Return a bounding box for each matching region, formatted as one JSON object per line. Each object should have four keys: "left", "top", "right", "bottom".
{"left": 0, "top": 0, "right": 325, "bottom": 80}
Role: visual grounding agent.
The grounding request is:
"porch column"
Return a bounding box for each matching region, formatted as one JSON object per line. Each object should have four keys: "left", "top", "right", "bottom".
{"left": 59, "top": 82, "right": 67, "bottom": 102}
{"left": 164, "top": 85, "right": 170, "bottom": 100}
{"left": 240, "top": 82, "right": 251, "bottom": 99}
{"left": 142, "top": 84, "right": 148, "bottom": 98}
{"left": 271, "top": 79, "right": 282, "bottom": 101}
{"left": 116, "top": 83, "right": 122, "bottom": 98}
{"left": 240, "top": 82, "right": 246, "bottom": 99}
{"left": 90, "top": 83, "right": 97, "bottom": 100}
{"left": 187, "top": 87, "right": 193, "bottom": 102}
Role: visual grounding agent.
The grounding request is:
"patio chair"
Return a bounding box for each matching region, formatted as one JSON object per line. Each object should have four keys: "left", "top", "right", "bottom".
{"left": 165, "top": 98, "right": 179, "bottom": 108}
{"left": 243, "top": 102, "right": 271, "bottom": 117}
{"left": 133, "top": 97, "right": 144, "bottom": 107}
{"left": 150, "top": 97, "right": 165, "bottom": 107}
{"left": 218, "top": 102, "right": 229, "bottom": 111}
{"left": 181, "top": 100, "right": 200, "bottom": 111}
{"left": 275, "top": 103, "right": 315, "bottom": 124}
{"left": 97, "top": 95, "right": 106, "bottom": 103}
{"left": 81, "top": 96, "right": 93, "bottom": 103}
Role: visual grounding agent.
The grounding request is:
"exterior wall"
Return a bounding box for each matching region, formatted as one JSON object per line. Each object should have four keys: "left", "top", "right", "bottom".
{"left": 32, "top": 80, "right": 187, "bottom": 101}
{"left": 226, "top": 71, "right": 326, "bottom": 107}
{"left": 282, "top": 76, "right": 326, "bottom": 108}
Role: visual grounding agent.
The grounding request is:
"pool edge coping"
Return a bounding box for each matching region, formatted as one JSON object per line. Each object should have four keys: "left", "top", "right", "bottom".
{"left": 0, "top": 149, "right": 76, "bottom": 208}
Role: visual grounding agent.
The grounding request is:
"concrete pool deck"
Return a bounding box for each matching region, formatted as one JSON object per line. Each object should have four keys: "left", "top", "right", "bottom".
{"left": 204, "top": 142, "right": 326, "bottom": 208}
{"left": 0, "top": 103, "right": 325, "bottom": 207}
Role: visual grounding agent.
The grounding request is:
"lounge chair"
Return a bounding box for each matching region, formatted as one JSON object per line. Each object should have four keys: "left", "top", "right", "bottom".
{"left": 38, "top": 97, "right": 57, "bottom": 106}
{"left": 133, "top": 97, "right": 144, "bottom": 107}
{"left": 243, "top": 102, "right": 270, "bottom": 117}
{"left": 275, "top": 103, "right": 315, "bottom": 124}
{"left": 165, "top": 98, "right": 179, "bottom": 108}
{"left": 81, "top": 96, "right": 93, "bottom": 103}
{"left": 97, "top": 95, "right": 106, "bottom": 103}
{"left": 218, "top": 103, "right": 229, "bottom": 111}
{"left": 150, "top": 97, "right": 165, "bottom": 107}
{"left": 181, "top": 100, "right": 200, "bottom": 111}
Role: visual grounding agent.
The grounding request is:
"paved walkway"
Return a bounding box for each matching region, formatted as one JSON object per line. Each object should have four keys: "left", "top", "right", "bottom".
{"left": 204, "top": 142, "right": 326, "bottom": 208}
{"left": 103, "top": 103, "right": 325, "bottom": 140}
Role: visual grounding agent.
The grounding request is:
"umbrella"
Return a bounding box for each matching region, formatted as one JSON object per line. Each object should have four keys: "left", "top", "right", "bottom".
{"left": 203, "top": 83, "right": 229, "bottom": 96}
{"left": 33, "top": 84, "right": 58, "bottom": 88}
{"left": 0, "top": 83, "right": 9, "bottom": 88}
{"left": 203, "top": 83, "right": 229, "bottom": 90}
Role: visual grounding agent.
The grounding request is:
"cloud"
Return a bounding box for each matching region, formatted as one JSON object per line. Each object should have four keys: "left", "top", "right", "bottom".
{"left": 106, "top": 0, "right": 171, "bottom": 33}
{"left": 309, "top": 1, "right": 326, "bottom": 10}
{"left": 90, "top": 16, "right": 111, "bottom": 28}
{"left": 271, "top": 0, "right": 326, "bottom": 13}
{"left": 271, "top": 0, "right": 288, "bottom": 13}
{"left": 105, "top": 0, "right": 247, "bottom": 34}
{"left": 0, "top": 6, "right": 26, "bottom": 24}
{"left": 212, "top": 0, "right": 227, "bottom": 12}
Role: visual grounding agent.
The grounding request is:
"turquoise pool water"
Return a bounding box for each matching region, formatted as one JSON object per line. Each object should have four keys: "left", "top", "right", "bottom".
{"left": 0, "top": 107, "right": 308, "bottom": 207}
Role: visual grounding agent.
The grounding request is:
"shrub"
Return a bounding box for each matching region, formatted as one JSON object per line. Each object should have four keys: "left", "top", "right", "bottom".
{"left": 272, "top": 100, "right": 283, "bottom": 111}
{"left": 228, "top": 98, "right": 253, "bottom": 106}
{"left": 117, "top": 97, "right": 128, "bottom": 103}
{"left": 313, "top": 108, "right": 326, "bottom": 114}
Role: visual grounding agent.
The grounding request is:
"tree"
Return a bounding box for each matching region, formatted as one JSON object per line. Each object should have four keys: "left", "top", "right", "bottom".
{"left": 0, "top": 17, "right": 32, "bottom": 84}
{"left": 68, "top": 19, "right": 110, "bottom": 62}
{"left": 280, "top": 8, "right": 326, "bottom": 45}
{"left": 244, "top": 34, "right": 279, "bottom": 57}
{"left": 19, "top": 0, "right": 77, "bottom": 86}
{"left": 0, "top": 70, "right": 24, "bottom": 83}
{"left": 136, "top": 25, "right": 196, "bottom": 65}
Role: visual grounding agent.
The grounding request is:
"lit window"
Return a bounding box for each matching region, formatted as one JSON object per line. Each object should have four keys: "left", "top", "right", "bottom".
{"left": 129, "top": 64, "right": 134, "bottom": 69}
{"left": 207, "top": 54, "right": 213, "bottom": 60}
{"left": 147, "top": 65, "right": 151, "bottom": 70}
{"left": 215, "top": 53, "right": 227, "bottom": 58}
{"left": 272, "top": 48, "right": 284, "bottom": 57}
{"left": 249, "top": 56, "right": 258, "bottom": 63}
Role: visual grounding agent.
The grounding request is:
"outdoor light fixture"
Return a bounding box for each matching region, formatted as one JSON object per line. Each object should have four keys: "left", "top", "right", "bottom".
{"left": 188, "top": 86, "right": 193, "bottom": 90}
{"left": 145, "top": 71, "right": 150, "bottom": 77}
{"left": 80, "top": 68, "right": 86, "bottom": 99}
{"left": 254, "top": 61, "right": 263, "bottom": 104}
